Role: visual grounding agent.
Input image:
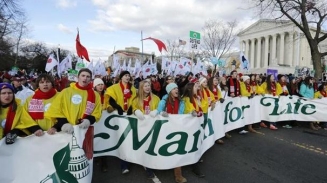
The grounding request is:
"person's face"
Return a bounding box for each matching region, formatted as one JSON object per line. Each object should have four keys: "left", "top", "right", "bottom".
{"left": 270, "top": 75, "right": 275, "bottom": 82}
{"left": 323, "top": 85, "right": 327, "bottom": 91}
{"left": 309, "top": 78, "right": 313, "bottom": 84}
{"left": 251, "top": 75, "right": 255, "bottom": 81}
{"left": 221, "top": 78, "right": 226, "bottom": 85}
{"left": 143, "top": 82, "right": 151, "bottom": 94}
{"left": 193, "top": 82, "right": 200, "bottom": 93}
{"left": 21, "top": 79, "right": 26, "bottom": 85}
{"left": 151, "top": 77, "right": 156, "bottom": 81}
{"left": 171, "top": 88, "right": 179, "bottom": 97}
{"left": 95, "top": 83, "right": 104, "bottom": 92}
{"left": 12, "top": 80, "right": 21, "bottom": 88}
{"left": 281, "top": 76, "right": 286, "bottom": 82}
{"left": 0, "top": 88, "right": 14, "bottom": 105}
{"left": 232, "top": 72, "right": 237, "bottom": 78}
{"left": 292, "top": 79, "right": 296, "bottom": 84}
{"left": 213, "top": 78, "right": 219, "bottom": 86}
{"left": 38, "top": 78, "right": 53, "bottom": 93}
{"left": 166, "top": 77, "right": 174, "bottom": 84}
{"left": 245, "top": 79, "right": 250, "bottom": 84}
{"left": 255, "top": 75, "right": 260, "bottom": 80}
{"left": 121, "top": 74, "right": 130, "bottom": 83}
{"left": 78, "top": 71, "right": 91, "bottom": 87}
{"left": 201, "top": 80, "right": 208, "bottom": 88}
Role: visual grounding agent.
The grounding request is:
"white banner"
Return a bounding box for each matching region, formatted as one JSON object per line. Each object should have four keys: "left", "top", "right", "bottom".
{"left": 0, "top": 126, "right": 94, "bottom": 183}
{"left": 1, "top": 95, "right": 327, "bottom": 181}
{"left": 93, "top": 95, "right": 327, "bottom": 169}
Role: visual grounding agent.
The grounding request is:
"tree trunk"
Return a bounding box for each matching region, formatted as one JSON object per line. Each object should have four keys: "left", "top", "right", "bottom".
{"left": 311, "top": 48, "right": 322, "bottom": 78}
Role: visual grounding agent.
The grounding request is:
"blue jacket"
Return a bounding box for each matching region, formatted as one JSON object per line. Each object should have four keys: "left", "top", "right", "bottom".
{"left": 299, "top": 83, "right": 314, "bottom": 99}
{"left": 157, "top": 94, "right": 185, "bottom": 114}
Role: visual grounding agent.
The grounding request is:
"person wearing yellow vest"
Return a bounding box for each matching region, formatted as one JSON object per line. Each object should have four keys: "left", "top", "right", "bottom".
{"left": 199, "top": 77, "right": 216, "bottom": 114}
{"left": 314, "top": 83, "right": 327, "bottom": 130}
{"left": 181, "top": 79, "right": 206, "bottom": 179}
{"left": 45, "top": 68, "right": 102, "bottom": 134}
{"left": 207, "top": 76, "right": 226, "bottom": 144}
{"left": 259, "top": 74, "right": 282, "bottom": 130}
{"left": 131, "top": 80, "right": 160, "bottom": 179}
{"left": 240, "top": 75, "right": 258, "bottom": 133}
{"left": 104, "top": 71, "right": 136, "bottom": 174}
{"left": 0, "top": 83, "right": 44, "bottom": 144}
{"left": 25, "top": 74, "right": 58, "bottom": 134}
{"left": 105, "top": 71, "right": 136, "bottom": 115}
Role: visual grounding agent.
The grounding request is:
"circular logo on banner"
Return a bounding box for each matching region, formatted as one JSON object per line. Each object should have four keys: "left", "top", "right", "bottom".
{"left": 44, "top": 103, "right": 51, "bottom": 112}
{"left": 71, "top": 94, "right": 82, "bottom": 104}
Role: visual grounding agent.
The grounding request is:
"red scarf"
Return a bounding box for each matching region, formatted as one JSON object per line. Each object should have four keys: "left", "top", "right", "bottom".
{"left": 143, "top": 95, "right": 151, "bottom": 115}
{"left": 75, "top": 83, "right": 96, "bottom": 119}
{"left": 251, "top": 81, "right": 257, "bottom": 86}
{"left": 320, "top": 90, "right": 327, "bottom": 97}
{"left": 229, "top": 78, "right": 240, "bottom": 96}
{"left": 271, "top": 82, "right": 276, "bottom": 96}
{"left": 201, "top": 88, "right": 212, "bottom": 106}
{"left": 245, "top": 83, "right": 251, "bottom": 93}
{"left": 212, "top": 86, "right": 218, "bottom": 100}
{"left": 29, "top": 88, "right": 57, "bottom": 120}
{"left": 119, "top": 82, "right": 132, "bottom": 111}
{"left": 166, "top": 98, "right": 179, "bottom": 114}
{"left": 3, "top": 104, "right": 15, "bottom": 135}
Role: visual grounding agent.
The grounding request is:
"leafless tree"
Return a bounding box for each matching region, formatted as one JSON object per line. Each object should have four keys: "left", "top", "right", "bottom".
{"left": 165, "top": 39, "right": 188, "bottom": 61}
{"left": 201, "top": 19, "right": 238, "bottom": 73}
{"left": 251, "top": 0, "right": 327, "bottom": 77}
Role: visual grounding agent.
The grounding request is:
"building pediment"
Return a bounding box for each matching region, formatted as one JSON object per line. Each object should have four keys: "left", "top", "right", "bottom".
{"left": 238, "top": 19, "right": 293, "bottom": 36}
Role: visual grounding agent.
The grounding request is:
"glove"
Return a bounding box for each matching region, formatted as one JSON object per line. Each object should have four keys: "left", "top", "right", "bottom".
{"left": 61, "top": 123, "right": 74, "bottom": 134}
{"left": 79, "top": 119, "right": 90, "bottom": 129}
{"left": 261, "top": 94, "right": 265, "bottom": 97}
{"left": 127, "top": 106, "right": 133, "bottom": 115}
{"left": 219, "top": 98, "right": 225, "bottom": 103}
{"left": 106, "top": 105, "right": 115, "bottom": 113}
{"left": 5, "top": 132, "right": 18, "bottom": 145}
{"left": 134, "top": 110, "right": 145, "bottom": 120}
{"left": 318, "top": 96, "right": 322, "bottom": 99}
{"left": 149, "top": 110, "right": 158, "bottom": 117}
{"left": 210, "top": 104, "right": 215, "bottom": 111}
{"left": 160, "top": 111, "right": 169, "bottom": 117}
{"left": 117, "top": 106, "right": 124, "bottom": 115}
{"left": 191, "top": 110, "right": 197, "bottom": 117}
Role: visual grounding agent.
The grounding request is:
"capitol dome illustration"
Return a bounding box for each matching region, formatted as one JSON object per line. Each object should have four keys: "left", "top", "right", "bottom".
{"left": 68, "top": 135, "right": 90, "bottom": 179}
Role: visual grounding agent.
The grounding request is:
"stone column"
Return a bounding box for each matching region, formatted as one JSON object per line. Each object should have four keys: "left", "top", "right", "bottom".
{"left": 245, "top": 40, "right": 250, "bottom": 58}
{"left": 264, "top": 35, "right": 269, "bottom": 67}
{"left": 239, "top": 40, "right": 243, "bottom": 52}
{"left": 250, "top": 38, "right": 255, "bottom": 69}
{"left": 288, "top": 32, "right": 293, "bottom": 67}
{"left": 271, "top": 34, "right": 277, "bottom": 64}
{"left": 279, "top": 32, "right": 285, "bottom": 65}
{"left": 256, "top": 37, "right": 262, "bottom": 68}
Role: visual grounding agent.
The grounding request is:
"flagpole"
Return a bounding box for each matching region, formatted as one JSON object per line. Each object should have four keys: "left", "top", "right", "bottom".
{"left": 141, "top": 30, "right": 144, "bottom": 62}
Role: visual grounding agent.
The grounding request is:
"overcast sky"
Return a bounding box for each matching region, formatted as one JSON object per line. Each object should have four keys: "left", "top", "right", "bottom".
{"left": 22, "top": 0, "right": 258, "bottom": 61}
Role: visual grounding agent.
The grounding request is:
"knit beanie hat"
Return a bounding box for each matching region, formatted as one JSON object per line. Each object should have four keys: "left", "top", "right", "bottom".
{"left": 93, "top": 78, "right": 104, "bottom": 88}
{"left": 242, "top": 75, "right": 250, "bottom": 82}
{"left": 166, "top": 83, "right": 178, "bottom": 94}
{"left": 0, "top": 83, "right": 15, "bottom": 93}
{"left": 120, "top": 71, "right": 130, "bottom": 79}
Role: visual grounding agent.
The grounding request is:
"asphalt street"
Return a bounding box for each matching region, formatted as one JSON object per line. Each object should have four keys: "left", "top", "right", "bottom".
{"left": 92, "top": 123, "right": 327, "bottom": 183}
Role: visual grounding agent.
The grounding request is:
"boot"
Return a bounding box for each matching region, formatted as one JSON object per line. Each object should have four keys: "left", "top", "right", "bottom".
{"left": 174, "top": 167, "right": 187, "bottom": 183}
{"left": 310, "top": 122, "right": 318, "bottom": 130}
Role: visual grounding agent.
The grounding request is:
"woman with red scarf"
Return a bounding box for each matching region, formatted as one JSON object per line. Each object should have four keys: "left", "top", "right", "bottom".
{"left": 131, "top": 80, "right": 160, "bottom": 179}
{"left": 45, "top": 68, "right": 102, "bottom": 134}
{"left": 227, "top": 70, "right": 241, "bottom": 97}
{"left": 260, "top": 74, "right": 282, "bottom": 130}
{"left": 157, "top": 83, "right": 187, "bottom": 183}
{"left": 105, "top": 71, "right": 136, "bottom": 115}
{"left": 25, "top": 74, "right": 58, "bottom": 134}
{"left": 105, "top": 71, "right": 136, "bottom": 174}
{"left": 0, "top": 83, "right": 44, "bottom": 144}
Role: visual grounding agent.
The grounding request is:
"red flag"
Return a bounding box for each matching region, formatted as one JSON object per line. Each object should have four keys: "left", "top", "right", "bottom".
{"left": 142, "top": 37, "right": 167, "bottom": 53}
{"left": 76, "top": 31, "right": 90, "bottom": 61}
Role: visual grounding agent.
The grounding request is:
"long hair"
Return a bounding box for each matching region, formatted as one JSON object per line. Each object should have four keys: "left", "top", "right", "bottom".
{"left": 135, "top": 80, "right": 153, "bottom": 110}
{"left": 303, "top": 76, "right": 313, "bottom": 88}
{"left": 266, "top": 74, "right": 274, "bottom": 93}
{"left": 182, "top": 83, "right": 201, "bottom": 104}
{"left": 207, "top": 77, "right": 216, "bottom": 92}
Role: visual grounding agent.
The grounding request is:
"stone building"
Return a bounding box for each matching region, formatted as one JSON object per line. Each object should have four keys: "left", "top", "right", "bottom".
{"left": 238, "top": 19, "right": 327, "bottom": 74}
